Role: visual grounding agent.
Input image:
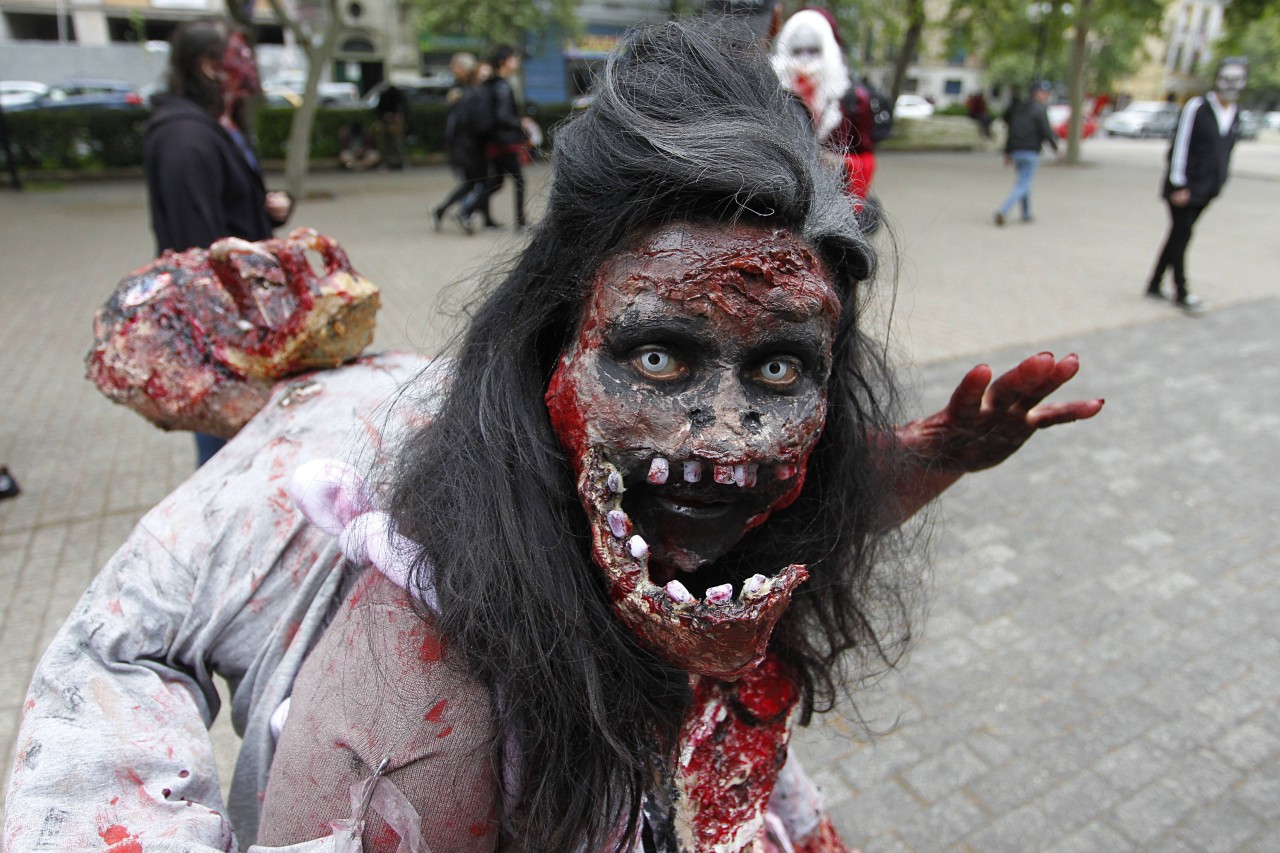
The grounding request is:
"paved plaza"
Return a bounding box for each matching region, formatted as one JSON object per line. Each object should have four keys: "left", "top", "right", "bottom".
{"left": 1, "top": 135, "right": 1278, "bottom": 850}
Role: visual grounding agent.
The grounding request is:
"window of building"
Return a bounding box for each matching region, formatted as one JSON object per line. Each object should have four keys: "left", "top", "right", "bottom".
{"left": 4, "top": 11, "right": 75, "bottom": 41}
{"left": 944, "top": 79, "right": 963, "bottom": 95}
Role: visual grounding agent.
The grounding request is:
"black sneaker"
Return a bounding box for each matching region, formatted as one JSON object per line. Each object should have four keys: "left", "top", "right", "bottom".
{"left": 1144, "top": 286, "right": 1165, "bottom": 300}
{"left": 430, "top": 206, "right": 443, "bottom": 232}
{"left": 453, "top": 210, "right": 475, "bottom": 236}
{"left": 993, "top": 212, "right": 1005, "bottom": 226}
{"left": 0, "top": 466, "right": 19, "bottom": 500}
{"left": 1175, "top": 294, "right": 1204, "bottom": 313}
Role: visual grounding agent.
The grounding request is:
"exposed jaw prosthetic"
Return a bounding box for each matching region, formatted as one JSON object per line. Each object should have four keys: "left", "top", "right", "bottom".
{"left": 546, "top": 222, "right": 841, "bottom": 680}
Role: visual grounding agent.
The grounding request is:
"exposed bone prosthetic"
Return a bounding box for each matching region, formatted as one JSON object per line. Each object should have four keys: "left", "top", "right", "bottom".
{"left": 86, "top": 228, "right": 379, "bottom": 438}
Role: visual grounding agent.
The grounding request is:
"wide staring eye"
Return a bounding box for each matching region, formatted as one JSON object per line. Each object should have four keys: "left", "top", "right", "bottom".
{"left": 631, "top": 347, "right": 685, "bottom": 381}
{"left": 753, "top": 356, "right": 802, "bottom": 390}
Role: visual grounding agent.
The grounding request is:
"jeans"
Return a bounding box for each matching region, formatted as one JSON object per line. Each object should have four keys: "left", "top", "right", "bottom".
{"left": 999, "top": 150, "right": 1041, "bottom": 220}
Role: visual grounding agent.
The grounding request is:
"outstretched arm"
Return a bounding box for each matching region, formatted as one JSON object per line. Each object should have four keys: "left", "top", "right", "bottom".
{"left": 885, "top": 352, "right": 1104, "bottom": 525}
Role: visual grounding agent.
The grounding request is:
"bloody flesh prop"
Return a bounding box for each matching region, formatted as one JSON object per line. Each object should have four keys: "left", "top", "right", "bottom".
{"left": 546, "top": 222, "right": 840, "bottom": 680}
{"left": 87, "top": 228, "right": 379, "bottom": 439}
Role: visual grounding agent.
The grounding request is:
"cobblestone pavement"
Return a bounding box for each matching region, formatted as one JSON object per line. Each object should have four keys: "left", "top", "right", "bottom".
{"left": 2, "top": 135, "right": 1278, "bottom": 849}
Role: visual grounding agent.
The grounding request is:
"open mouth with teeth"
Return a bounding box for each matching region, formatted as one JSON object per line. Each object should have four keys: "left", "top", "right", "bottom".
{"left": 576, "top": 446, "right": 809, "bottom": 681}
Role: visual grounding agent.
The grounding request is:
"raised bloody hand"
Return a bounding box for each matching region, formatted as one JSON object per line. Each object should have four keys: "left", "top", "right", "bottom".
{"left": 883, "top": 353, "right": 1104, "bottom": 524}
{"left": 900, "top": 352, "right": 1104, "bottom": 473}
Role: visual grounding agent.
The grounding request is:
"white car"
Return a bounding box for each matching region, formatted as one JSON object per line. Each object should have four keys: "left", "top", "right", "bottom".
{"left": 894, "top": 94, "right": 935, "bottom": 119}
{"left": 1102, "top": 101, "right": 1179, "bottom": 139}
{"left": 0, "top": 80, "right": 49, "bottom": 110}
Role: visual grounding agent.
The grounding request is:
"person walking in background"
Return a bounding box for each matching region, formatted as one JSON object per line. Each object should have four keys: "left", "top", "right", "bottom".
{"left": 966, "top": 90, "right": 992, "bottom": 138}
{"left": 470, "top": 45, "right": 530, "bottom": 231}
{"left": 374, "top": 82, "right": 406, "bottom": 171}
{"left": 430, "top": 52, "right": 489, "bottom": 234}
{"left": 770, "top": 8, "right": 888, "bottom": 206}
{"left": 994, "top": 80, "right": 1058, "bottom": 226}
{"left": 144, "top": 17, "right": 292, "bottom": 467}
{"left": 1146, "top": 58, "right": 1248, "bottom": 313}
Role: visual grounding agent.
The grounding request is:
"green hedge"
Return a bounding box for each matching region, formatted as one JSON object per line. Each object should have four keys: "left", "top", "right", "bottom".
{"left": 3, "top": 100, "right": 578, "bottom": 173}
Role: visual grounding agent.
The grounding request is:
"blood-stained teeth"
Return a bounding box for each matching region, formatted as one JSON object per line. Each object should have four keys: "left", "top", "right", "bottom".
{"left": 714, "top": 464, "right": 734, "bottom": 484}
{"left": 742, "top": 574, "right": 768, "bottom": 600}
{"left": 648, "top": 457, "right": 669, "bottom": 485}
{"left": 607, "top": 510, "right": 628, "bottom": 539}
{"left": 732, "top": 464, "right": 758, "bottom": 488}
{"left": 705, "top": 584, "right": 734, "bottom": 605}
{"left": 628, "top": 535, "right": 648, "bottom": 560}
{"left": 775, "top": 463, "right": 796, "bottom": 481}
{"left": 665, "top": 580, "right": 694, "bottom": 605}
{"left": 607, "top": 470, "right": 623, "bottom": 493}
{"left": 683, "top": 460, "right": 703, "bottom": 483}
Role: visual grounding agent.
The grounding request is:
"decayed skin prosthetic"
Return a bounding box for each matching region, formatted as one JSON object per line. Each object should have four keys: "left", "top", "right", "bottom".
{"left": 5, "top": 21, "right": 1103, "bottom": 853}
{"left": 86, "top": 227, "right": 379, "bottom": 438}
{"left": 546, "top": 223, "right": 840, "bottom": 681}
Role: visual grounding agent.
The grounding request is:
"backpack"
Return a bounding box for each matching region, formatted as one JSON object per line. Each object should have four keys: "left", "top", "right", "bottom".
{"left": 862, "top": 84, "right": 894, "bottom": 143}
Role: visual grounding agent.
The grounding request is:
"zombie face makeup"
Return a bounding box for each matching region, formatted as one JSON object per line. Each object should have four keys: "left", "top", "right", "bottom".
{"left": 545, "top": 222, "right": 841, "bottom": 679}
{"left": 218, "top": 31, "right": 260, "bottom": 102}
{"left": 1215, "top": 62, "right": 1247, "bottom": 104}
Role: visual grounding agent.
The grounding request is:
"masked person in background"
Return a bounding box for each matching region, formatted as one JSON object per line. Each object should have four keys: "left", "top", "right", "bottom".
{"left": 144, "top": 18, "right": 293, "bottom": 466}
{"left": 1145, "top": 57, "right": 1249, "bottom": 313}
{"left": 771, "top": 8, "right": 889, "bottom": 215}
{"left": 6, "top": 20, "right": 1102, "bottom": 853}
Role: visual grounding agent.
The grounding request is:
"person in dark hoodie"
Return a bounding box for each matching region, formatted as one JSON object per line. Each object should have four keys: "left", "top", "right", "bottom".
{"left": 144, "top": 18, "right": 293, "bottom": 465}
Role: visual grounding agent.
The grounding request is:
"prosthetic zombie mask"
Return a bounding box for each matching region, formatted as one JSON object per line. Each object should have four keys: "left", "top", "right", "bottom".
{"left": 217, "top": 31, "right": 261, "bottom": 103}
{"left": 771, "top": 9, "right": 851, "bottom": 144}
{"left": 1214, "top": 61, "right": 1248, "bottom": 105}
{"left": 87, "top": 228, "right": 379, "bottom": 438}
{"left": 545, "top": 222, "right": 841, "bottom": 680}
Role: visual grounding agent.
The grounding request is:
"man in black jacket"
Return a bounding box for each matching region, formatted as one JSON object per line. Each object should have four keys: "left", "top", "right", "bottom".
{"left": 994, "top": 80, "right": 1059, "bottom": 226}
{"left": 1146, "top": 58, "right": 1248, "bottom": 312}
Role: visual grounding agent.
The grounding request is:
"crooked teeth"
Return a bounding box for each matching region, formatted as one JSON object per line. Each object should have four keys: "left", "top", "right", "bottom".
{"left": 705, "top": 583, "right": 734, "bottom": 605}
{"left": 628, "top": 535, "right": 648, "bottom": 560}
{"left": 665, "top": 580, "right": 694, "bottom": 605}
{"left": 683, "top": 460, "right": 703, "bottom": 483}
{"left": 607, "top": 470, "right": 623, "bottom": 493}
{"left": 648, "top": 457, "right": 669, "bottom": 485}
{"left": 742, "top": 574, "right": 769, "bottom": 600}
{"left": 713, "top": 464, "right": 734, "bottom": 485}
{"left": 607, "top": 510, "right": 628, "bottom": 539}
{"left": 776, "top": 464, "right": 796, "bottom": 481}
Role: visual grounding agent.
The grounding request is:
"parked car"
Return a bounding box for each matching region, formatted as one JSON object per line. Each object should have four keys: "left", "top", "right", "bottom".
{"left": 1103, "top": 101, "right": 1178, "bottom": 138}
{"left": 8, "top": 79, "right": 144, "bottom": 112}
{"left": 0, "top": 80, "right": 48, "bottom": 110}
{"left": 263, "top": 74, "right": 361, "bottom": 109}
{"left": 1047, "top": 103, "right": 1098, "bottom": 139}
{"left": 1238, "top": 110, "right": 1264, "bottom": 141}
{"left": 360, "top": 78, "right": 453, "bottom": 109}
{"left": 893, "top": 94, "right": 934, "bottom": 119}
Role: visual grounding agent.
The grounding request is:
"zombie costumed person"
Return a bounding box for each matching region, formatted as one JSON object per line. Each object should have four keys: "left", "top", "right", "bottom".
{"left": 5, "top": 21, "right": 1103, "bottom": 853}
{"left": 1145, "top": 57, "right": 1249, "bottom": 312}
{"left": 145, "top": 18, "right": 294, "bottom": 466}
{"left": 770, "top": 8, "right": 887, "bottom": 218}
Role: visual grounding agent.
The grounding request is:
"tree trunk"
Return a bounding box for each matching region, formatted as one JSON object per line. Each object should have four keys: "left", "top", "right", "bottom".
{"left": 1065, "top": 0, "right": 1092, "bottom": 165}
{"left": 267, "top": 0, "right": 344, "bottom": 200}
{"left": 889, "top": 0, "right": 926, "bottom": 105}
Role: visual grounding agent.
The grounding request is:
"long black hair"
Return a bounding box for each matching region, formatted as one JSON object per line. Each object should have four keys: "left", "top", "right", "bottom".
{"left": 388, "top": 19, "right": 915, "bottom": 851}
